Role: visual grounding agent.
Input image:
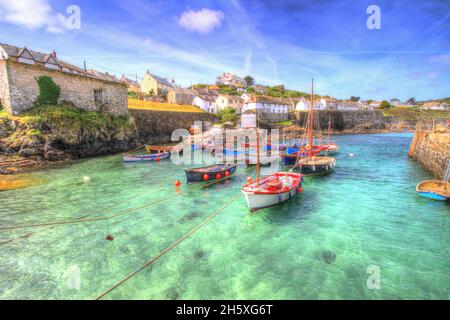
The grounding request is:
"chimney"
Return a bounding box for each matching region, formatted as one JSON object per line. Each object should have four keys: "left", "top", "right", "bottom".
{"left": 52, "top": 49, "right": 57, "bottom": 58}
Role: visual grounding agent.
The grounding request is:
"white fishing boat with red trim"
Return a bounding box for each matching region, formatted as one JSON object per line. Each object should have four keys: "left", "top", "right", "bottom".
{"left": 242, "top": 172, "right": 303, "bottom": 211}
{"left": 241, "top": 121, "right": 303, "bottom": 211}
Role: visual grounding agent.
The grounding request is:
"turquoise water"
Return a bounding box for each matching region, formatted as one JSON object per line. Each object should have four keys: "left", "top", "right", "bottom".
{"left": 0, "top": 133, "right": 449, "bottom": 300}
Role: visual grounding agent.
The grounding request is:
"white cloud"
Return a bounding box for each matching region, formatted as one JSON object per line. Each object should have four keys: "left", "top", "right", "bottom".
{"left": 0, "top": 0, "right": 66, "bottom": 33}
{"left": 178, "top": 8, "right": 224, "bottom": 34}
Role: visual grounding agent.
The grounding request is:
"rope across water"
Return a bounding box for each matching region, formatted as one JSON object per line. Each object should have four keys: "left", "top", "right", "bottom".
{"left": 95, "top": 192, "right": 241, "bottom": 300}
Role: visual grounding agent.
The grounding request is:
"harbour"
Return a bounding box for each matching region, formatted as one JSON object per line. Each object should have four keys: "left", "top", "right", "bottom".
{"left": 0, "top": 132, "right": 448, "bottom": 299}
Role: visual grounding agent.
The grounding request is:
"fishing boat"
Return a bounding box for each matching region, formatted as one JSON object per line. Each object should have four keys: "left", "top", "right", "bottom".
{"left": 416, "top": 180, "right": 450, "bottom": 201}
{"left": 242, "top": 172, "right": 303, "bottom": 211}
{"left": 295, "top": 79, "right": 336, "bottom": 176}
{"left": 185, "top": 163, "right": 237, "bottom": 184}
{"left": 318, "top": 120, "right": 340, "bottom": 156}
{"left": 241, "top": 124, "right": 303, "bottom": 211}
{"left": 123, "top": 152, "right": 170, "bottom": 162}
{"left": 281, "top": 145, "right": 322, "bottom": 167}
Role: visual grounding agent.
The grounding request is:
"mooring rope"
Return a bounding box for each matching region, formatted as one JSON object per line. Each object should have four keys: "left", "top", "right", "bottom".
{"left": 95, "top": 192, "right": 241, "bottom": 300}
{"left": 0, "top": 192, "right": 183, "bottom": 231}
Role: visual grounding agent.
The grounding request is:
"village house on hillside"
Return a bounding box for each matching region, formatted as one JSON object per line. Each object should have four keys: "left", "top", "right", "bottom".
{"left": 242, "top": 94, "right": 289, "bottom": 122}
{"left": 141, "top": 71, "right": 173, "bottom": 98}
{"left": 0, "top": 43, "right": 128, "bottom": 115}
{"left": 216, "top": 94, "right": 244, "bottom": 113}
{"left": 295, "top": 97, "right": 322, "bottom": 110}
{"left": 216, "top": 72, "right": 247, "bottom": 89}
{"left": 192, "top": 88, "right": 219, "bottom": 113}
{"left": 120, "top": 75, "right": 140, "bottom": 93}
{"left": 420, "top": 101, "right": 449, "bottom": 110}
{"left": 167, "top": 87, "right": 195, "bottom": 105}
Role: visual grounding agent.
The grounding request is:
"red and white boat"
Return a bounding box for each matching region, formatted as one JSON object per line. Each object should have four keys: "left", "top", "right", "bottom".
{"left": 318, "top": 120, "right": 340, "bottom": 156}
{"left": 242, "top": 172, "right": 303, "bottom": 211}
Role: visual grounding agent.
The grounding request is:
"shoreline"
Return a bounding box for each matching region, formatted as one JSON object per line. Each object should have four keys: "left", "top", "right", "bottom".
{"left": 0, "top": 130, "right": 414, "bottom": 176}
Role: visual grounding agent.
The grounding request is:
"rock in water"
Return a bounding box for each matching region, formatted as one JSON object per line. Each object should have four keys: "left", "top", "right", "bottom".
{"left": 194, "top": 250, "right": 205, "bottom": 259}
{"left": 166, "top": 287, "right": 179, "bottom": 300}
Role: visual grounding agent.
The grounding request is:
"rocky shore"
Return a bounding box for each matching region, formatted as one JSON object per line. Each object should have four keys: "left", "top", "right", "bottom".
{"left": 0, "top": 105, "right": 140, "bottom": 174}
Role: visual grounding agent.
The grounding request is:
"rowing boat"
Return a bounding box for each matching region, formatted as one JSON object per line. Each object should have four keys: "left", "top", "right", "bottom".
{"left": 416, "top": 180, "right": 450, "bottom": 201}
{"left": 123, "top": 152, "right": 170, "bottom": 162}
{"left": 185, "top": 163, "right": 237, "bottom": 184}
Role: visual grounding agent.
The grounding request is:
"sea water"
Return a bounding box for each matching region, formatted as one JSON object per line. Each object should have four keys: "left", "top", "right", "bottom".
{"left": 0, "top": 133, "right": 448, "bottom": 299}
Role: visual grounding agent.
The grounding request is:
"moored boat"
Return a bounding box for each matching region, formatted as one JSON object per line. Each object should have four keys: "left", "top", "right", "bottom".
{"left": 185, "top": 163, "right": 237, "bottom": 184}
{"left": 416, "top": 180, "right": 450, "bottom": 201}
{"left": 319, "top": 144, "right": 340, "bottom": 156}
{"left": 123, "top": 152, "right": 170, "bottom": 162}
{"left": 242, "top": 172, "right": 303, "bottom": 211}
{"left": 296, "top": 156, "right": 336, "bottom": 176}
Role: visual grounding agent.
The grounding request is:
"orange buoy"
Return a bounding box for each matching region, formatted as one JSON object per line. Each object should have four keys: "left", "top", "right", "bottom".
{"left": 225, "top": 170, "right": 230, "bottom": 177}
{"left": 298, "top": 187, "right": 303, "bottom": 193}
{"left": 155, "top": 157, "right": 161, "bottom": 162}
{"left": 246, "top": 176, "right": 253, "bottom": 183}
{"left": 175, "top": 180, "right": 181, "bottom": 187}
{"left": 203, "top": 174, "right": 210, "bottom": 181}
{"left": 215, "top": 173, "right": 222, "bottom": 180}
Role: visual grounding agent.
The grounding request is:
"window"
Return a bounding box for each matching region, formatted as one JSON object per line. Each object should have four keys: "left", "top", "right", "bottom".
{"left": 45, "top": 63, "right": 59, "bottom": 70}
{"left": 18, "top": 57, "right": 34, "bottom": 65}
{"left": 94, "top": 89, "right": 103, "bottom": 105}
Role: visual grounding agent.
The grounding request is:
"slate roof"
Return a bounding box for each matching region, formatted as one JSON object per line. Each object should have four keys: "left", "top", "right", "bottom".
{"left": 0, "top": 43, "right": 123, "bottom": 84}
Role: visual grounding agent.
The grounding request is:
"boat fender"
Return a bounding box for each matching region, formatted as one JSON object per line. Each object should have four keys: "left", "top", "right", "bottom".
{"left": 175, "top": 180, "right": 181, "bottom": 187}
{"left": 247, "top": 177, "right": 253, "bottom": 183}
{"left": 298, "top": 187, "right": 303, "bottom": 193}
{"left": 225, "top": 171, "right": 230, "bottom": 177}
{"left": 203, "top": 174, "right": 210, "bottom": 181}
{"left": 215, "top": 174, "right": 222, "bottom": 180}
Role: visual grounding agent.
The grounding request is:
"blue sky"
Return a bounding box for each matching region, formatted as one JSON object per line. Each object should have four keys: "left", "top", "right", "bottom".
{"left": 0, "top": 0, "right": 449, "bottom": 101}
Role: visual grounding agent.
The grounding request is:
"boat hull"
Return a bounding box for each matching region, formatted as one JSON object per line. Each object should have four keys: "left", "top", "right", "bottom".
{"left": 123, "top": 153, "right": 170, "bottom": 162}
{"left": 416, "top": 180, "right": 450, "bottom": 201}
{"left": 296, "top": 156, "right": 336, "bottom": 176}
{"left": 185, "top": 164, "right": 237, "bottom": 184}
{"left": 242, "top": 173, "right": 303, "bottom": 211}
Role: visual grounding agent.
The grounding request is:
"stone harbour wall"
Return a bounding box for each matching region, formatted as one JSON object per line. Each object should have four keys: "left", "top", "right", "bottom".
{"left": 410, "top": 129, "right": 450, "bottom": 179}
{"left": 293, "top": 110, "right": 416, "bottom": 132}
{"left": 130, "top": 109, "right": 218, "bottom": 144}
{"left": 1, "top": 60, "right": 128, "bottom": 116}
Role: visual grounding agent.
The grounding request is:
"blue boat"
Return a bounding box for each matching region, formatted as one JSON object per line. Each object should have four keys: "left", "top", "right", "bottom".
{"left": 416, "top": 180, "right": 450, "bottom": 201}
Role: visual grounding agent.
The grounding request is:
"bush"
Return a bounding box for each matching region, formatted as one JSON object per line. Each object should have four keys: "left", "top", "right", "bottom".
{"left": 35, "top": 76, "right": 61, "bottom": 106}
{"left": 379, "top": 100, "right": 392, "bottom": 109}
{"left": 217, "top": 108, "right": 237, "bottom": 123}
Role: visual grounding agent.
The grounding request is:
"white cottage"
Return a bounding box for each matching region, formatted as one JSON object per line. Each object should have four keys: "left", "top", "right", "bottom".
{"left": 193, "top": 94, "right": 218, "bottom": 113}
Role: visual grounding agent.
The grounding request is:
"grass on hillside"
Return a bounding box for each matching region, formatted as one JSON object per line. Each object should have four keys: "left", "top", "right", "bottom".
{"left": 2, "top": 105, "right": 133, "bottom": 132}
{"left": 128, "top": 99, "right": 204, "bottom": 113}
{"left": 382, "top": 106, "right": 450, "bottom": 120}
{"left": 274, "top": 120, "right": 293, "bottom": 126}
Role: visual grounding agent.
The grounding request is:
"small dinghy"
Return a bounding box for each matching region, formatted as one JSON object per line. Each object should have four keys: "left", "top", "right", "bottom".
{"left": 281, "top": 146, "right": 321, "bottom": 167}
{"left": 319, "top": 144, "right": 340, "bottom": 156}
{"left": 123, "top": 152, "right": 170, "bottom": 162}
{"left": 242, "top": 172, "right": 303, "bottom": 211}
{"left": 185, "top": 163, "right": 237, "bottom": 184}
{"left": 416, "top": 180, "right": 450, "bottom": 201}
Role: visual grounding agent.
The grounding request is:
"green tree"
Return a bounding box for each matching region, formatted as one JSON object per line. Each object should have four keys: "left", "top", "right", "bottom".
{"left": 244, "top": 75, "right": 255, "bottom": 87}
{"left": 35, "top": 76, "right": 61, "bottom": 106}
{"left": 246, "top": 86, "right": 255, "bottom": 93}
{"left": 379, "top": 100, "right": 392, "bottom": 109}
{"left": 217, "top": 108, "right": 237, "bottom": 123}
{"left": 406, "top": 97, "right": 416, "bottom": 105}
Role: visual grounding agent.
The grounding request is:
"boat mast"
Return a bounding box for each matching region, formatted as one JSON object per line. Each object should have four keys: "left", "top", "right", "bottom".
{"left": 327, "top": 119, "right": 331, "bottom": 145}
{"left": 309, "top": 79, "right": 314, "bottom": 159}
{"left": 256, "top": 127, "right": 260, "bottom": 183}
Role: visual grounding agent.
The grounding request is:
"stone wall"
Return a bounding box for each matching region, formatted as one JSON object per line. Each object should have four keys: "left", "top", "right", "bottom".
{"left": 293, "top": 110, "right": 416, "bottom": 132}
{"left": 0, "top": 60, "right": 9, "bottom": 110}
{"left": 1, "top": 60, "right": 128, "bottom": 115}
{"left": 130, "top": 109, "right": 218, "bottom": 144}
{"left": 410, "top": 129, "right": 450, "bottom": 179}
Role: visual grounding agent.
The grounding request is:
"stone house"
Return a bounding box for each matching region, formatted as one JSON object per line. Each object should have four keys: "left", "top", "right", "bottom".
{"left": 216, "top": 94, "right": 244, "bottom": 113}
{"left": 141, "top": 71, "right": 173, "bottom": 98}
{"left": 167, "top": 87, "right": 195, "bottom": 105}
{"left": 120, "top": 75, "right": 140, "bottom": 93}
{"left": 0, "top": 43, "right": 128, "bottom": 115}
